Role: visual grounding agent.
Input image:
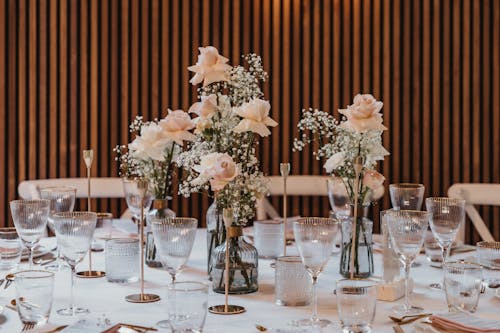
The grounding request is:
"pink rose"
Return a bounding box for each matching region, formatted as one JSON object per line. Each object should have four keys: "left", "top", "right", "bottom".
{"left": 158, "top": 109, "right": 196, "bottom": 145}
{"left": 232, "top": 98, "right": 278, "bottom": 137}
{"left": 192, "top": 152, "right": 239, "bottom": 191}
{"left": 188, "top": 94, "right": 218, "bottom": 119}
{"left": 188, "top": 46, "right": 232, "bottom": 86}
{"left": 339, "top": 94, "right": 387, "bottom": 132}
{"left": 363, "top": 169, "right": 385, "bottom": 190}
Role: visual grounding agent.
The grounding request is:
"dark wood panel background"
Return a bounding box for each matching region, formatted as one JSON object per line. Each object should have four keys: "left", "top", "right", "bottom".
{"left": 1, "top": 0, "right": 499, "bottom": 243}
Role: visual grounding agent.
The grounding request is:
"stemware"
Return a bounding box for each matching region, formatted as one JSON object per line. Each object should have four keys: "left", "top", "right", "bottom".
{"left": 151, "top": 217, "right": 198, "bottom": 328}
{"left": 425, "top": 197, "right": 466, "bottom": 289}
{"left": 9, "top": 199, "right": 50, "bottom": 269}
{"left": 293, "top": 217, "right": 339, "bottom": 327}
{"left": 52, "top": 211, "right": 97, "bottom": 316}
{"left": 326, "top": 177, "right": 351, "bottom": 219}
{"left": 389, "top": 183, "right": 425, "bottom": 211}
{"left": 386, "top": 210, "right": 429, "bottom": 316}
{"left": 122, "top": 178, "right": 153, "bottom": 227}
{"left": 39, "top": 186, "right": 76, "bottom": 271}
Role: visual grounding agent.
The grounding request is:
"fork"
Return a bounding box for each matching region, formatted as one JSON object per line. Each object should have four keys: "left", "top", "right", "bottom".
{"left": 21, "top": 322, "right": 35, "bottom": 331}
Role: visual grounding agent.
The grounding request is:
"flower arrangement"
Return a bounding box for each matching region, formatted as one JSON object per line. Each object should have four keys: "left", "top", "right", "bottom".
{"left": 114, "top": 110, "right": 195, "bottom": 199}
{"left": 293, "top": 93, "right": 389, "bottom": 205}
{"left": 177, "top": 46, "right": 277, "bottom": 226}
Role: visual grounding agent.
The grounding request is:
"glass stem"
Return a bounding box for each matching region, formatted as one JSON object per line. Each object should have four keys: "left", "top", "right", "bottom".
{"left": 29, "top": 247, "right": 34, "bottom": 269}
{"left": 404, "top": 259, "right": 411, "bottom": 311}
{"left": 311, "top": 276, "right": 318, "bottom": 323}
{"left": 171, "top": 274, "right": 176, "bottom": 285}
{"left": 441, "top": 244, "right": 451, "bottom": 263}
{"left": 70, "top": 265, "right": 75, "bottom": 316}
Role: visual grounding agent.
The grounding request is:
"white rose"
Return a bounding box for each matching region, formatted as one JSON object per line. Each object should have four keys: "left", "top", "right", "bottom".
{"left": 232, "top": 98, "right": 278, "bottom": 137}
{"left": 188, "top": 94, "right": 218, "bottom": 119}
{"left": 187, "top": 46, "right": 232, "bottom": 86}
{"left": 192, "top": 152, "right": 239, "bottom": 191}
{"left": 324, "top": 152, "right": 346, "bottom": 173}
{"left": 363, "top": 169, "right": 385, "bottom": 190}
{"left": 339, "top": 93, "right": 387, "bottom": 132}
{"left": 158, "top": 109, "right": 196, "bottom": 145}
{"left": 128, "top": 123, "right": 173, "bottom": 161}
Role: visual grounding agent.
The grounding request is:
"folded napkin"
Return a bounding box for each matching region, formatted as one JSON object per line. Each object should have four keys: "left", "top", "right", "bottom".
{"left": 24, "top": 323, "right": 66, "bottom": 333}
{"left": 430, "top": 312, "right": 500, "bottom": 333}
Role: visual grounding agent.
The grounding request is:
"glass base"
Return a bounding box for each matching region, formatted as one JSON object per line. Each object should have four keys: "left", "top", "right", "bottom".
{"left": 57, "top": 306, "right": 89, "bottom": 316}
{"left": 45, "top": 261, "right": 70, "bottom": 272}
{"left": 292, "top": 318, "right": 331, "bottom": 328}
{"left": 341, "top": 324, "right": 372, "bottom": 333}
{"left": 391, "top": 304, "right": 424, "bottom": 316}
{"left": 156, "top": 320, "right": 169, "bottom": 328}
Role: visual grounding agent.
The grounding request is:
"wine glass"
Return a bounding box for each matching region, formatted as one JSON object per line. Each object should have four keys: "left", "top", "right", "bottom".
{"left": 151, "top": 217, "right": 198, "bottom": 328}
{"left": 385, "top": 210, "right": 429, "bottom": 315}
{"left": 39, "top": 186, "right": 76, "bottom": 271}
{"left": 52, "top": 211, "right": 97, "bottom": 316}
{"left": 293, "top": 217, "right": 339, "bottom": 327}
{"left": 9, "top": 199, "right": 50, "bottom": 269}
{"left": 389, "top": 183, "right": 425, "bottom": 210}
{"left": 122, "top": 178, "right": 153, "bottom": 227}
{"left": 425, "top": 197, "right": 466, "bottom": 289}
{"left": 326, "top": 177, "right": 351, "bottom": 218}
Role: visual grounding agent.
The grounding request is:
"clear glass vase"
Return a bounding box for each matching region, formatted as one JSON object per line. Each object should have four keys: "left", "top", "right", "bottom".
{"left": 339, "top": 206, "right": 374, "bottom": 278}
{"left": 211, "top": 226, "right": 258, "bottom": 294}
{"left": 146, "top": 198, "right": 175, "bottom": 268}
{"left": 206, "top": 199, "right": 225, "bottom": 279}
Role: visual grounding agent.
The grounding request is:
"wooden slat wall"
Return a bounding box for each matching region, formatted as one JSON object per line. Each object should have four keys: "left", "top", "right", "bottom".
{"left": 1, "top": 0, "right": 499, "bottom": 243}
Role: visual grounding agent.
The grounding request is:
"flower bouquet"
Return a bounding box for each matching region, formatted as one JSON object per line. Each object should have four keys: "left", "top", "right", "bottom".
{"left": 294, "top": 93, "right": 389, "bottom": 278}
{"left": 178, "top": 46, "right": 277, "bottom": 292}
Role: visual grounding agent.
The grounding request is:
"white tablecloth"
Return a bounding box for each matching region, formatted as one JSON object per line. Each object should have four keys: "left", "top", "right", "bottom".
{"left": 1, "top": 221, "right": 499, "bottom": 332}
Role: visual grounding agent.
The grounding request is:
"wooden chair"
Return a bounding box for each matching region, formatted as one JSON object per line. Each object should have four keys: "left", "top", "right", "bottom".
{"left": 256, "top": 175, "right": 330, "bottom": 220}
{"left": 448, "top": 183, "right": 497, "bottom": 242}
{"left": 17, "top": 177, "right": 130, "bottom": 218}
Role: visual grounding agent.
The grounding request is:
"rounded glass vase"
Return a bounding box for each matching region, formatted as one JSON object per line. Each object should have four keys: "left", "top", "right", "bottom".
{"left": 146, "top": 198, "right": 175, "bottom": 268}
{"left": 339, "top": 206, "right": 374, "bottom": 278}
{"left": 211, "top": 226, "right": 258, "bottom": 294}
{"left": 206, "top": 199, "right": 225, "bottom": 279}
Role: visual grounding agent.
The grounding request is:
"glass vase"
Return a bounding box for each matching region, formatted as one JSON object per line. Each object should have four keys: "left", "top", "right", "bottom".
{"left": 211, "top": 226, "right": 258, "bottom": 294}
{"left": 146, "top": 198, "right": 175, "bottom": 268}
{"left": 206, "top": 199, "right": 225, "bottom": 279}
{"left": 339, "top": 206, "right": 374, "bottom": 278}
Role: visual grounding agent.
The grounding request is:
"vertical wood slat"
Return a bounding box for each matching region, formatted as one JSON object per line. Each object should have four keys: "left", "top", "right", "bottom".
{"left": 0, "top": 0, "right": 499, "bottom": 241}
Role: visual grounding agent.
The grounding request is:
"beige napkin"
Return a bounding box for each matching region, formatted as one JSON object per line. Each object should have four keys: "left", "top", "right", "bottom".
{"left": 24, "top": 323, "right": 66, "bottom": 333}
{"left": 430, "top": 313, "right": 500, "bottom": 333}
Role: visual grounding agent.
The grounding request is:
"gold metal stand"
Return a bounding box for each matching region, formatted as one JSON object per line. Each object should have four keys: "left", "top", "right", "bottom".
{"left": 208, "top": 209, "right": 246, "bottom": 315}
{"left": 125, "top": 179, "right": 160, "bottom": 303}
{"left": 77, "top": 149, "right": 106, "bottom": 279}
{"left": 280, "top": 163, "right": 290, "bottom": 256}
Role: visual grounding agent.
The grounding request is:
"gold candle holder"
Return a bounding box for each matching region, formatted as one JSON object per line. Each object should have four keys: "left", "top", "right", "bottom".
{"left": 280, "top": 163, "right": 290, "bottom": 256}
{"left": 77, "top": 149, "right": 106, "bottom": 279}
{"left": 349, "top": 155, "right": 363, "bottom": 279}
{"left": 208, "top": 208, "right": 245, "bottom": 315}
{"left": 125, "top": 179, "right": 160, "bottom": 303}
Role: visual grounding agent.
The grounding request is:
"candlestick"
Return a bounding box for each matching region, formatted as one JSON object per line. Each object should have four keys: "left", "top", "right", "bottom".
{"left": 280, "top": 163, "right": 290, "bottom": 256}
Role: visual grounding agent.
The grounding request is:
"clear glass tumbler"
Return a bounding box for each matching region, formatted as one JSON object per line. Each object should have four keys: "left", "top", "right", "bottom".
{"left": 336, "top": 279, "right": 378, "bottom": 333}
{"left": 275, "top": 255, "right": 312, "bottom": 306}
{"left": 476, "top": 241, "right": 500, "bottom": 288}
{"left": 443, "top": 261, "right": 483, "bottom": 313}
{"left": 254, "top": 220, "right": 284, "bottom": 259}
{"left": 14, "top": 270, "right": 55, "bottom": 327}
{"left": 0, "top": 227, "right": 22, "bottom": 271}
{"left": 167, "top": 281, "right": 208, "bottom": 333}
{"left": 105, "top": 238, "right": 140, "bottom": 283}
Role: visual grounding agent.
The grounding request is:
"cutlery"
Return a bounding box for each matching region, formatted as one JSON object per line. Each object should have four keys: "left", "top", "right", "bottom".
{"left": 4, "top": 273, "right": 14, "bottom": 289}
{"left": 44, "top": 326, "right": 68, "bottom": 333}
{"left": 21, "top": 322, "right": 35, "bottom": 331}
{"left": 256, "top": 324, "right": 267, "bottom": 332}
{"left": 0, "top": 279, "right": 4, "bottom": 287}
{"left": 34, "top": 258, "right": 57, "bottom": 266}
{"left": 393, "top": 324, "right": 405, "bottom": 333}
{"left": 389, "top": 313, "right": 432, "bottom": 325}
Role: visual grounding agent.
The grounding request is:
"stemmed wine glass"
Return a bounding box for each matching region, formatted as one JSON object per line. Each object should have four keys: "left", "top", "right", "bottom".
{"left": 52, "top": 211, "right": 97, "bottom": 316}
{"left": 151, "top": 217, "right": 198, "bottom": 328}
{"left": 39, "top": 186, "right": 76, "bottom": 271}
{"left": 385, "top": 210, "right": 429, "bottom": 315}
{"left": 293, "top": 217, "right": 339, "bottom": 327}
{"left": 326, "top": 177, "right": 351, "bottom": 219}
{"left": 122, "top": 178, "right": 153, "bottom": 228}
{"left": 9, "top": 199, "right": 50, "bottom": 269}
{"left": 389, "top": 183, "right": 425, "bottom": 210}
{"left": 425, "top": 197, "right": 465, "bottom": 289}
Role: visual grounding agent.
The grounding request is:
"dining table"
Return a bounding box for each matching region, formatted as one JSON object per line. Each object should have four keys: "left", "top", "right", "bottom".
{"left": 0, "top": 219, "right": 499, "bottom": 333}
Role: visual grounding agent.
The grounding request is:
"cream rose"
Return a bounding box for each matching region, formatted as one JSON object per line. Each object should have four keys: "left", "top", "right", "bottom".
{"left": 128, "top": 123, "right": 173, "bottom": 161}
{"left": 232, "top": 98, "right": 278, "bottom": 137}
{"left": 158, "top": 109, "right": 196, "bottom": 145}
{"left": 363, "top": 169, "right": 385, "bottom": 190}
{"left": 188, "top": 46, "right": 232, "bottom": 86}
{"left": 192, "top": 152, "right": 239, "bottom": 191}
{"left": 324, "top": 152, "right": 346, "bottom": 173}
{"left": 339, "top": 94, "right": 387, "bottom": 132}
{"left": 188, "top": 94, "right": 218, "bottom": 119}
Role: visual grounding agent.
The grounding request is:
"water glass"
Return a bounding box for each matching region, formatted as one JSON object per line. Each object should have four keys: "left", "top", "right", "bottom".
{"left": 380, "top": 209, "right": 402, "bottom": 283}
{"left": 336, "top": 279, "right": 377, "bottom": 333}
{"left": 476, "top": 241, "right": 500, "bottom": 288}
{"left": 14, "top": 270, "right": 55, "bottom": 327}
{"left": 93, "top": 212, "right": 114, "bottom": 250}
{"left": 167, "top": 281, "right": 208, "bottom": 333}
{"left": 0, "top": 227, "right": 22, "bottom": 270}
{"left": 389, "top": 183, "right": 425, "bottom": 210}
{"left": 326, "top": 177, "right": 351, "bottom": 218}
{"left": 275, "top": 256, "right": 312, "bottom": 306}
{"left": 424, "top": 232, "right": 443, "bottom": 265}
{"left": 105, "top": 238, "right": 139, "bottom": 283}
{"left": 444, "top": 261, "right": 483, "bottom": 313}
{"left": 254, "top": 220, "right": 284, "bottom": 259}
